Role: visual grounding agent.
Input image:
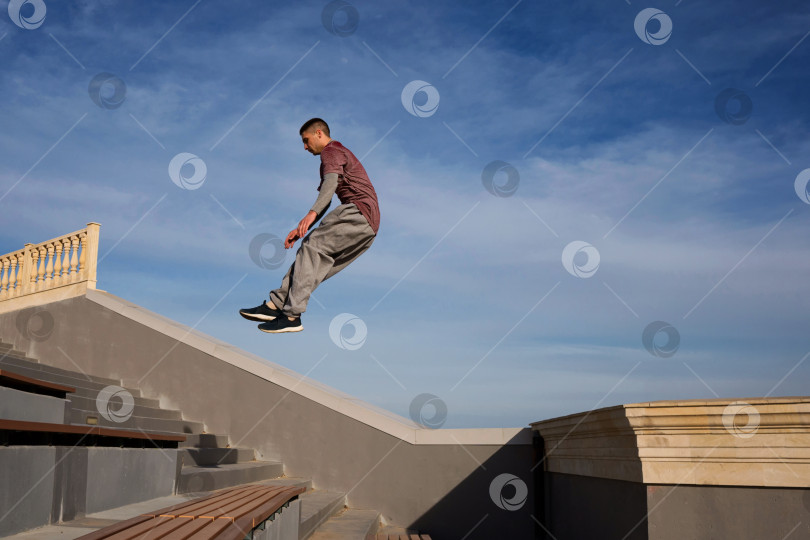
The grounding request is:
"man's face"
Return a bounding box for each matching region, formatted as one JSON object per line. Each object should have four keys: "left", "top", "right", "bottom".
{"left": 301, "top": 129, "right": 327, "bottom": 155}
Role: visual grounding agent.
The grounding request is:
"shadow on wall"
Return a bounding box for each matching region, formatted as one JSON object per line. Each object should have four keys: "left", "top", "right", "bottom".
{"left": 532, "top": 418, "right": 647, "bottom": 540}
{"left": 408, "top": 431, "right": 541, "bottom": 540}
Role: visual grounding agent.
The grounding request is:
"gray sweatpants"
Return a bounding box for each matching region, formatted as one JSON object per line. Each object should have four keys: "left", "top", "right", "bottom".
{"left": 270, "top": 203, "right": 375, "bottom": 317}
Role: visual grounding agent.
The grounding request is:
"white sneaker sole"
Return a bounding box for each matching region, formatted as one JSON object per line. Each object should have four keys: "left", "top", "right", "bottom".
{"left": 259, "top": 325, "right": 303, "bottom": 333}
{"left": 240, "top": 312, "right": 278, "bottom": 322}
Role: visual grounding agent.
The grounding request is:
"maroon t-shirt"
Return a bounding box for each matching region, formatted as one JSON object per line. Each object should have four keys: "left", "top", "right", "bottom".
{"left": 318, "top": 140, "right": 380, "bottom": 234}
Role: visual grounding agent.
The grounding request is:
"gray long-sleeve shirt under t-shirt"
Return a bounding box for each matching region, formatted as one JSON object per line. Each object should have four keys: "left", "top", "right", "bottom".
{"left": 310, "top": 172, "right": 339, "bottom": 221}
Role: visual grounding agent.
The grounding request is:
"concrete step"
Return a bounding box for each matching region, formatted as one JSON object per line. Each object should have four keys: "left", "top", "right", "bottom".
{"left": 0, "top": 343, "right": 29, "bottom": 359}
{"left": 67, "top": 407, "right": 204, "bottom": 434}
{"left": 0, "top": 386, "right": 67, "bottom": 424}
{"left": 0, "top": 358, "right": 153, "bottom": 402}
{"left": 179, "top": 432, "right": 230, "bottom": 448}
{"left": 375, "top": 525, "right": 426, "bottom": 537}
{"left": 67, "top": 393, "right": 180, "bottom": 420}
{"left": 309, "top": 508, "right": 381, "bottom": 540}
{"left": 299, "top": 491, "right": 347, "bottom": 540}
{"left": 176, "top": 461, "right": 285, "bottom": 494}
{"left": 0, "top": 353, "right": 123, "bottom": 387}
{"left": 179, "top": 446, "right": 255, "bottom": 466}
{"left": 0, "top": 360, "right": 172, "bottom": 411}
{"left": 67, "top": 386, "right": 156, "bottom": 407}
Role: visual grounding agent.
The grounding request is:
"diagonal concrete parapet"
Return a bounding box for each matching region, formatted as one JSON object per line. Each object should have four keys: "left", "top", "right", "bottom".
{"left": 86, "top": 288, "right": 528, "bottom": 447}
{"left": 0, "top": 289, "right": 535, "bottom": 539}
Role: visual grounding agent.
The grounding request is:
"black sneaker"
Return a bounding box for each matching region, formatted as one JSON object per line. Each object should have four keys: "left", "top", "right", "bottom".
{"left": 239, "top": 300, "right": 282, "bottom": 322}
{"left": 258, "top": 316, "right": 303, "bottom": 333}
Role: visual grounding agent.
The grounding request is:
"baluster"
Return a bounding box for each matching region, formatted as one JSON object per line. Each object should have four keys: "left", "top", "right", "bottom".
{"left": 0, "top": 257, "right": 8, "bottom": 299}
{"left": 44, "top": 243, "right": 54, "bottom": 287}
{"left": 53, "top": 239, "right": 64, "bottom": 286}
{"left": 61, "top": 238, "right": 71, "bottom": 283}
{"left": 30, "top": 248, "right": 40, "bottom": 292}
{"left": 10, "top": 254, "right": 19, "bottom": 296}
{"left": 38, "top": 248, "right": 45, "bottom": 289}
{"left": 79, "top": 233, "right": 87, "bottom": 279}
{"left": 69, "top": 235, "right": 79, "bottom": 283}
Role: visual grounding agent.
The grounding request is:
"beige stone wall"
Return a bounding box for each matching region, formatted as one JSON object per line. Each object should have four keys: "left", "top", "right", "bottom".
{"left": 532, "top": 396, "right": 810, "bottom": 488}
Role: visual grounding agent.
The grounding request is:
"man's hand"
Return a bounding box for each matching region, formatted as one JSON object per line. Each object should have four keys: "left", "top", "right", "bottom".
{"left": 285, "top": 211, "right": 317, "bottom": 248}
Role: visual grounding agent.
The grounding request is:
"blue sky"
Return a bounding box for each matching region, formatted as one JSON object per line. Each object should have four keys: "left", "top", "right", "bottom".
{"left": 1, "top": 0, "right": 809, "bottom": 428}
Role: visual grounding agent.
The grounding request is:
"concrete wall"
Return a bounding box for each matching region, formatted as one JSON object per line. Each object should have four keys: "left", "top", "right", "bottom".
{"left": 0, "top": 295, "right": 535, "bottom": 539}
{"left": 539, "top": 470, "right": 810, "bottom": 539}
{"left": 0, "top": 446, "right": 177, "bottom": 537}
{"left": 647, "top": 484, "right": 810, "bottom": 540}
{"left": 0, "top": 447, "right": 56, "bottom": 537}
{"left": 542, "top": 472, "right": 648, "bottom": 540}
{"left": 85, "top": 447, "right": 178, "bottom": 513}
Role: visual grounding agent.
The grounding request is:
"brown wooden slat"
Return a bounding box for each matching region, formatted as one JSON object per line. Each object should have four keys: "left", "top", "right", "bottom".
{"left": 0, "top": 368, "right": 75, "bottom": 395}
{"left": 158, "top": 516, "right": 214, "bottom": 540}
{"left": 0, "top": 418, "right": 186, "bottom": 442}
{"left": 200, "top": 486, "right": 288, "bottom": 519}
{"left": 77, "top": 485, "right": 306, "bottom": 540}
{"left": 209, "top": 518, "right": 255, "bottom": 540}
{"left": 104, "top": 516, "right": 174, "bottom": 540}
{"left": 147, "top": 486, "right": 264, "bottom": 518}
{"left": 134, "top": 516, "right": 194, "bottom": 540}
{"left": 179, "top": 485, "right": 271, "bottom": 518}
{"left": 231, "top": 489, "right": 304, "bottom": 531}
{"left": 238, "top": 487, "right": 304, "bottom": 526}
{"left": 184, "top": 518, "right": 232, "bottom": 540}
{"left": 72, "top": 514, "right": 154, "bottom": 540}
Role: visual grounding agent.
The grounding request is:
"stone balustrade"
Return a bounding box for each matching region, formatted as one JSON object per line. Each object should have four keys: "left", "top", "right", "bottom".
{"left": 0, "top": 223, "right": 100, "bottom": 312}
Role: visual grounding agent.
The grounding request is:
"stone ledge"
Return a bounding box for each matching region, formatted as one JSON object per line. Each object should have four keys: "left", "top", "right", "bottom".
{"left": 0, "top": 282, "right": 91, "bottom": 315}
{"left": 531, "top": 397, "right": 810, "bottom": 487}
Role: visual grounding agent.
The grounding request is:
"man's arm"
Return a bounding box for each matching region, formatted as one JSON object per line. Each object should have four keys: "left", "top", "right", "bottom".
{"left": 309, "top": 172, "right": 338, "bottom": 222}
{"left": 285, "top": 173, "right": 339, "bottom": 248}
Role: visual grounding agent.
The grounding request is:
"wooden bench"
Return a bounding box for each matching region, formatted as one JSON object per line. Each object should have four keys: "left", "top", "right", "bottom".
{"left": 76, "top": 484, "right": 305, "bottom": 540}
{"left": 369, "top": 534, "right": 433, "bottom": 539}
{"left": 0, "top": 367, "right": 76, "bottom": 398}
{"left": 0, "top": 418, "right": 186, "bottom": 447}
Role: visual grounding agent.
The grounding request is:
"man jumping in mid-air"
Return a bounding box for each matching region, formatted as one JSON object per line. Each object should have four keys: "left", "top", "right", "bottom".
{"left": 239, "top": 118, "right": 380, "bottom": 333}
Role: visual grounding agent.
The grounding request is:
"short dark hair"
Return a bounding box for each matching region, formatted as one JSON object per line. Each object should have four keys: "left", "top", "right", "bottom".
{"left": 300, "top": 118, "right": 330, "bottom": 136}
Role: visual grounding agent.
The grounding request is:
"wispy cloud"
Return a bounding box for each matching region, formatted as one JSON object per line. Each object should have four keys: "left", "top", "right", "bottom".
{"left": 1, "top": 0, "right": 808, "bottom": 427}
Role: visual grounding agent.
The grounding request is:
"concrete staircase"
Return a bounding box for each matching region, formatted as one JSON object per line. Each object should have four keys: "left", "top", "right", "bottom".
{"left": 0, "top": 340, "right": 383, "bottom": 539}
